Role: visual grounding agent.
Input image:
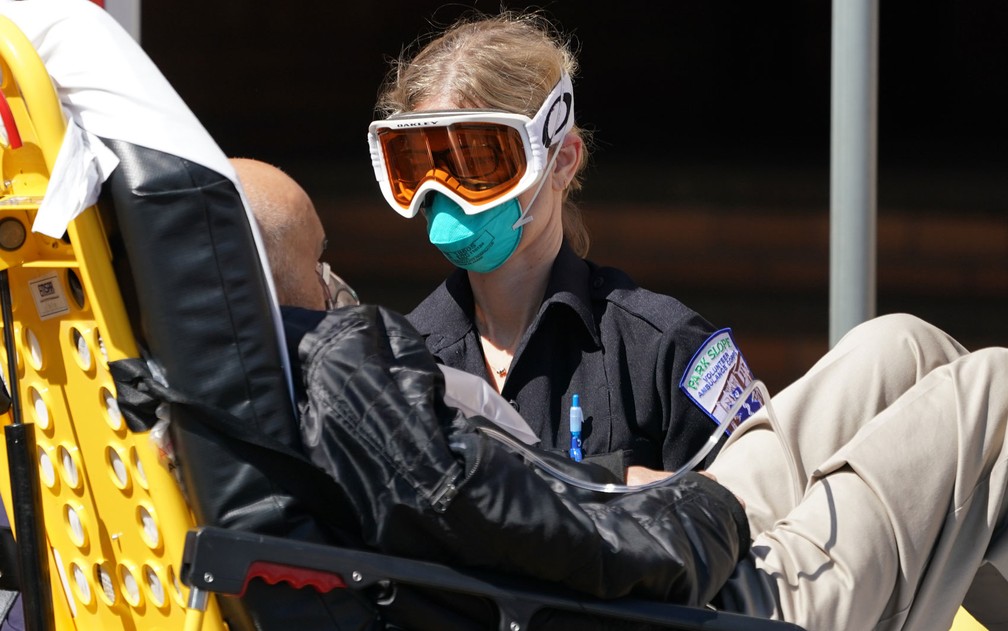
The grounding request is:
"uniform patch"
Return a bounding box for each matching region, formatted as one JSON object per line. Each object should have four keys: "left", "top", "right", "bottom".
{"left": 679, "top": 328, "right": 763, "bottom": 435}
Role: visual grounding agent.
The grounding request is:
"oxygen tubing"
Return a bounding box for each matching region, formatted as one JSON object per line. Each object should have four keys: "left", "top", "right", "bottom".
{"left": 479, "top": 379, "right": 803, "bottom": 501}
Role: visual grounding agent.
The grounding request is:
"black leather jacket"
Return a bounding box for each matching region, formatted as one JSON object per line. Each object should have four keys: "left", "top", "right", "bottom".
{"left": 285, "top": 304, "right": 749, "bottom": 611}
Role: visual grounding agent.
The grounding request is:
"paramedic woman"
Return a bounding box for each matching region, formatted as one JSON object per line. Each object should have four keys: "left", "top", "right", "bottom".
{"left": 369, "top": 12, "right": 739, "bottom": 480}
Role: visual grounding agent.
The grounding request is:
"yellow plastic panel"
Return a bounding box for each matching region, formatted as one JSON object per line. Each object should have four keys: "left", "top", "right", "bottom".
{"left": 0, "top": 15, "right": 225, "bottom": 631}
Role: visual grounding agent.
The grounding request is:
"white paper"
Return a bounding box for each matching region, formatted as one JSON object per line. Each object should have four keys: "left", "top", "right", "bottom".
{"left": 439, "top": 365, "right": 540, "bottom": 445}
{"left": 31, "top": 119, "right": 119, "bottom": 238}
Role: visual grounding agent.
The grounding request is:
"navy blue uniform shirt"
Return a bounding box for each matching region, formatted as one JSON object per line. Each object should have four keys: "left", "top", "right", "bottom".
{"left": 407, "top": 241, "right": 730, "bottom": 472}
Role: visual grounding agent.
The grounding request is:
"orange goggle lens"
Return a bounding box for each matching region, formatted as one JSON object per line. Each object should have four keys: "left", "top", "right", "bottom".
{"left": 378, "top": 122, "right": 528, "bottom": 208}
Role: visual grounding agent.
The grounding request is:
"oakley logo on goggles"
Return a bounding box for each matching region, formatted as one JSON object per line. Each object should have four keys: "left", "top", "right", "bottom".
{"left": 368, "top": 72, "right": 574, "bottom": 218}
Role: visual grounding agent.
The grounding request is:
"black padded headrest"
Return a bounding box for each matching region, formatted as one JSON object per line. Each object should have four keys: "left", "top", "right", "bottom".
{"left": 100, "top": 140, "right": 378, "bottom": 629}
{"left": 101, "top": 140, "right": 300, "bottom": 525}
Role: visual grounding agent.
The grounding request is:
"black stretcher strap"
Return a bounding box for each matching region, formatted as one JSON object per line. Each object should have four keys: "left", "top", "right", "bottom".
{"left": 110, "top": 357, "right": 364, "bottom": 548}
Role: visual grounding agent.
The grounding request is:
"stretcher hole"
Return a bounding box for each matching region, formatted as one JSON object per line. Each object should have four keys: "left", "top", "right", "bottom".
{"left": 58, "top": 444, "right": 81, "bottom": 490}
{"left": 71, "top": 562, "right": 92, "bottom": 605}
{"left": 144, "top": 565, "right": 165, "bottom": 607}
{"left": 119, "top": 564, "right": 141, "bottom": 607}
{"left": 37, "top": 446, "right": 56, "bottom": 489}
{"left": 167, "top": 565, "right": 186, "bottom": 607}
{"left": 96, "top": 564, "right": 117, "bottom": 605}
{"left": 29, "top": 386, "right": 50, "bottom": 431}
{"left": 106, "top": 445, "right": 130, "bottom": 490}
{"left": 102, "top": 386, "right": 123, "bottom": 431}
{"left": 71, "top": 328, "right": 92, "bottom": 372}
{"left": 64, "top": 503, "right": 88, "bottom": 548}
{"left": 131, "top": 447, "right": 148, "bottom": 489}
{"left": 66, "top": 269, "right": 85, "bottom": 309}
{"left": 96, "top": 330, "right": 108, "bottom": 365}
{"left": 24, "top": 327, "right": 42, "bottom": 370}
{"left": 137, "top": 505, "right": 160, "bottom": 549}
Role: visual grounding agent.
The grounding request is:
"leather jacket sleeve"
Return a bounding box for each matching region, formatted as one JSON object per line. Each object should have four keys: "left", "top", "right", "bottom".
{"left": 286, "top": 305, "right": 748, "bottom": 607}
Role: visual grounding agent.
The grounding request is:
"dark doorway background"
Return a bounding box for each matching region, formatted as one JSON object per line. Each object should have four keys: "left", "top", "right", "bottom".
{"left": 142, "top": 1, "right": 1007, "bottom": 392}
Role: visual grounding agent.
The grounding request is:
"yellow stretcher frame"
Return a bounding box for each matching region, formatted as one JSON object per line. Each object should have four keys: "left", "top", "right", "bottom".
{"left": 0, "top": 15, "right": 223, "bottom": 631}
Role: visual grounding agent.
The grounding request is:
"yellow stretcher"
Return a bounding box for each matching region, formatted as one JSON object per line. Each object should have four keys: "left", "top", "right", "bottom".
{"left": 0, "top": 14, "right": 224, "bottom": 630}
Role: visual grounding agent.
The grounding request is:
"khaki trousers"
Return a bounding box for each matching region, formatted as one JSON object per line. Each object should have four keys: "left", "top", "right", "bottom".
{"left": 709, "top": 314, "right": 1008, "bottom": 630}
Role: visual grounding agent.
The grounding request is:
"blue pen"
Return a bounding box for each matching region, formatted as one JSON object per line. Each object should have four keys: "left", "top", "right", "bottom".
{"left": 569, "top": 394, "right": 583, "bottom": 462}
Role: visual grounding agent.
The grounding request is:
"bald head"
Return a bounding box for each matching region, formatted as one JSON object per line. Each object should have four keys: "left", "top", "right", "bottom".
{"left": 231, "top": 158, "right": 327, "bottom": 310}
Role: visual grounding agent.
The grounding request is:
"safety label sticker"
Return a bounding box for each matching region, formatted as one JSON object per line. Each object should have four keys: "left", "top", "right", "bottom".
{"left": 679, "top": 328, "right": 763, "bottom": 435}
{"left": 29, "top": 272, "right": 70, "bottom": 321}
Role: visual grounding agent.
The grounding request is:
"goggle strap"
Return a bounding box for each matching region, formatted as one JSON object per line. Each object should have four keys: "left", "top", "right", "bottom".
{"left": 527, "top": 72, "right": 575, "bottom": 153}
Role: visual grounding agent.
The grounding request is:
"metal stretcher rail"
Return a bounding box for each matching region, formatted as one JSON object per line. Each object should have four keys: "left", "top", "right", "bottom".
{"left": 181, "top": 526, "right": 804, "bottom": 631}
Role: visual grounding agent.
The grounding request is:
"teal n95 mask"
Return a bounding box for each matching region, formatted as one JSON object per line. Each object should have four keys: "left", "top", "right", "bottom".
{"left": 426, "top": 192, "right": 522, "bottom": 273}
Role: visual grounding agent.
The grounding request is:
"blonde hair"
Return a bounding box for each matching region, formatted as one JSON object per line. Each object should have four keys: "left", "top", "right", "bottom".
{"left": 377, "top": 12, "right": 591, "bottom": 257}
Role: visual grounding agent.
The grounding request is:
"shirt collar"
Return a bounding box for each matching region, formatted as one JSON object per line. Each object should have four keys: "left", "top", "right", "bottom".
{"left": 536, "top": 240, "right": 601, "bottom": 347}
{"left": 411, "top": 240, "right": 601, "bottom": 353}
{"left": 408, "top": 267, "right": 475, "bottom": 354}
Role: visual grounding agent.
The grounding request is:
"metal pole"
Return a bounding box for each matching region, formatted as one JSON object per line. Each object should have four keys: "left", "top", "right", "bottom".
{"left": 101, "top": 0, "right": 142, "bottom": 42}
{"left": 829, "top": 0, "right": 878, "bottom": 346}
{"left": 0, "top": 271, "right": 54, "bottom": 631}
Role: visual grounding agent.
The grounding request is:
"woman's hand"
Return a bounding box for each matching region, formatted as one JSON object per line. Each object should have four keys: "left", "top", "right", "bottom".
{"left": 699, "top": 470, "right": 745, "bottom": 509}
{"left": 625, "top": 465, "right": 674, "bottom": 486}
{"left": 625, "top": 467, "right": 746, "bottom": 509}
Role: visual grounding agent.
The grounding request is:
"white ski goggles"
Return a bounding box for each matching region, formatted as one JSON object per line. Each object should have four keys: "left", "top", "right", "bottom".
{"left": 367, "top": 73, "right": 574, "bottom": 218}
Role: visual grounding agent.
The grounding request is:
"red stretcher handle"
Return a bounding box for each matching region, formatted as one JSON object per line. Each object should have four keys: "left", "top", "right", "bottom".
{"left": 240, "top": 561, "right": 348, "bottom": 596}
